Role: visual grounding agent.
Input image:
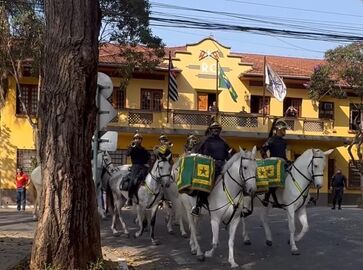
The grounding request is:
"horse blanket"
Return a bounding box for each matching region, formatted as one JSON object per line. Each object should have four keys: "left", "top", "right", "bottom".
{"left": 177, "top": 154, "right": 215, "bottom": 193}
{"left": 256, "top": 158, "right": 286, "bottom": 193}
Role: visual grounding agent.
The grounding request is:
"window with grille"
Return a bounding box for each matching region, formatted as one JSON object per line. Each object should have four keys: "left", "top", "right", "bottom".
{"left": 141, "top": 89, "right": 163, "bottom": 111}
{"left": 16, "top": 149, "right": 37, "bottom": 174}
{"left": 283, "top": 98, "right": 302, "bottom": 117}
{"left": 16, "top": 84, "right": 38, "bottom": 116}
{"left": 108, "top": 150, "right": 128, "bottom": 166}
{"left": 349, "top": 103, "right": 361, "bottom": 131}
{"left": 348, "top": 161, "right": 361, "bottom": 188}
{"left": 319, "top": 102, "right": 334, "bottom": 119}
{"left": 250, "top": 95, "right": 270, "bottom": 114}
{"left": 111, "top": 87, "right": 125, "bottom": 109}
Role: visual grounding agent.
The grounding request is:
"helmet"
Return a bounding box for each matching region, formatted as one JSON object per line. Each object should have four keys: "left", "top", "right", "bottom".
{"left": 159, "top": 134, "right": 168, "bottom": 141}
{"left": 209, "top": 121, "right": 222, "bottom": 129}
{"left": 274, "top": 120, "right": 288, "bottom": 130}
{"left": 133, "top": 130, "right": 143, "bottom": 139}
{"left": 187, "top": 134, "right": 197, "bottom": 141}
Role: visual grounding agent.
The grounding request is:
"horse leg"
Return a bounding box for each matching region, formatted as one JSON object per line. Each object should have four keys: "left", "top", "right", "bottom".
{"left": 111, "top": 194, "right": 119, "bottom": 235}
{"left": 205, "top": 217, "right": 220, "bottom": 258}
{"left": 150, "top": 205, "right": 160, "bottom": 245}
{"left": 228, "top": 217, "right": 240, "bottom": 268}
{"left": 134, "top": 205, "right": 145, "bottom": 238}
{"left": 116, "top": 198, "right": 130, "bottom": 237}
{"left": 287, "top": 206, "right": 299, "bottom": 255}
{"left": 164, "top": 201, "right": 174, "bottom": 235}
{"left": 241, "top": 217, "right": 251, "bottom": 245}
{"left": 261, "top": 204, "right": 273, "bottom": 246}
{"left": 295, "top": 207, "right": 308, "bottom": 242}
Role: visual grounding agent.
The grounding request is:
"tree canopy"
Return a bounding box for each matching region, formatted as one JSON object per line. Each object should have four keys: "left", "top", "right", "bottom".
{"left": 308, "top": 42, "right": 363, "bottom": 101}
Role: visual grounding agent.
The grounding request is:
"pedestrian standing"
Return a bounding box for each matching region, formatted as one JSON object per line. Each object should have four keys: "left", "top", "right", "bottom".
{"left": 16, "top": 167, "right": 29, "bottom": 211}
{"left": 331, "top": 169, "right": 347, "bottom": 210}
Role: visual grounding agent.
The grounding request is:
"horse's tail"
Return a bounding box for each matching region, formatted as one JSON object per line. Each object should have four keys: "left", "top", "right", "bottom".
{"left": 105, "top": 181, "right": 114, "bottom": 214}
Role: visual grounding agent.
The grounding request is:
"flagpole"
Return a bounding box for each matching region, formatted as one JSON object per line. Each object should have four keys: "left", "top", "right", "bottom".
{"left": 262, "top": 56, "right": 266, "bottom": 118}
{"left": 166, "top": 51, "right": 171, "bottom": 123}
{"left": 216, "top": 58, "right": 219, "bottom": 118}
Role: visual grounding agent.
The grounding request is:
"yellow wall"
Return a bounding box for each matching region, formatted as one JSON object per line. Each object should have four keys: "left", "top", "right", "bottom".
{"left": 0, "top": 38, "right": 361, "bottom": 198}
{"left": 0, "top": 78, "right": 36, "bottom": 188}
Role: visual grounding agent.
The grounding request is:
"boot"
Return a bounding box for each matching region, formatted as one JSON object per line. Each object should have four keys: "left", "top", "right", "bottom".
{"left": 262, "top": 192, "right": 270, "bottom": 207}
{"left": 126, "top": 190, "right": 133, "bottom": 206}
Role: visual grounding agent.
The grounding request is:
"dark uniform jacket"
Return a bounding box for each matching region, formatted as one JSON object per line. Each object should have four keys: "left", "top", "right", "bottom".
{"left": 127, "top": 145, "right": 150, "bottom": 165}
{"left": 331, "top": 174, "right": 347, "bottom": 189}
{"left": 261, "top": 135, "right": 287, "bottom": 160}
{"left": 196, "top": 135, "right": 230, "bottom": 176}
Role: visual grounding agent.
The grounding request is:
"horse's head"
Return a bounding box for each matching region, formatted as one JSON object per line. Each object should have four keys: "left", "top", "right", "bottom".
{"left": 239, "top": 146, "right": 258, "bottom": 195}
{"left": 298, "top": 148, "right": 334, "bottom": 189}
{"left": 151, "top": 153, "right": 172, "bottom": 188}
{"left": 100, "top": 151, "right": 117, "bottom": 176}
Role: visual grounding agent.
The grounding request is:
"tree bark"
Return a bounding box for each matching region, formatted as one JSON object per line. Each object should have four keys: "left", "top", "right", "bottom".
{"left": 30, "top": 1, "right": 101, "bottom": 269}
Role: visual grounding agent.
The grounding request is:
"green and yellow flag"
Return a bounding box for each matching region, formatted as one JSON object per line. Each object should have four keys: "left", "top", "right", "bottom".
{"left": 218, "top": 64, "right": 238, "bottom": 102}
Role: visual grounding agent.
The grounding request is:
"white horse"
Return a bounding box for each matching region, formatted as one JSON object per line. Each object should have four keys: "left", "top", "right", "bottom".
{"left": 257, "top": 148, "right": 334, "bottom": 255}
{"left": 104, "top": 152, "right": 172, "bottom": 244}
{"left": 29, "top": 152, "right": 116, "bottom": 221}
{"left": 177, "top": 147, "right": 257, "bottom": 268}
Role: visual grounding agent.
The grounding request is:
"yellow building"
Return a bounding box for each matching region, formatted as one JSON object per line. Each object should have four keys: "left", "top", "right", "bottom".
{"left": 0, "top": 38, "right": 361, "bottom": 205}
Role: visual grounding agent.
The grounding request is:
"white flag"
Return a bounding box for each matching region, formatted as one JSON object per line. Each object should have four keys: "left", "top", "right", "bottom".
{"left": 264, "top": 64, "right": 287, "bottom": 102}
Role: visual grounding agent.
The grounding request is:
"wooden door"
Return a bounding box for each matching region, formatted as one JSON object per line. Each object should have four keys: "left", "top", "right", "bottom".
{"left": 198, "top": 93, "right": 208, "bottom": 111}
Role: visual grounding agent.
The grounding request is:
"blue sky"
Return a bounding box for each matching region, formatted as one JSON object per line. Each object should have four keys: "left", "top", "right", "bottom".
{"left": 150, "top": 0, "right": 363, "bottom": 59}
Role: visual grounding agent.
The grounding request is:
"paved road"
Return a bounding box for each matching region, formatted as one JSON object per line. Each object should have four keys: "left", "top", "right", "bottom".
{"left": 1, "top": 206, "right": 363, "bottom": 270}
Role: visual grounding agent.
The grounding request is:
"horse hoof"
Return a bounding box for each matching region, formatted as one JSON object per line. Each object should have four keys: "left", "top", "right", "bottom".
{"left": 191, "top": 250, "right": 197, "bottom": 255}
{"left": 291, "top": 250, "right": 300, "bottom": 256}
{"left": 168, "top": 230, "right": 175, "bottom": 235}
{"left": 205, "top": 251, "right": 213, "bottom": 258}
{"left": 266, "top": 240, "right": 272, "bottom": 246}
{"left": 197, "top": 254, "right": 205, "bottom": 262}
{"left": 182, "top": 233, "right": 188, "bottom": 239}
{"left": 112, "top": 231, "right": 121, "bottom": 237}
{"left": 152, "top": 239, "right": 160, "bottom": 246}
{"left": 244, "top": 240, "right": 252, "bottom": 246}
{"left": 231, "top": 262, "right": 239, "bottom": 268}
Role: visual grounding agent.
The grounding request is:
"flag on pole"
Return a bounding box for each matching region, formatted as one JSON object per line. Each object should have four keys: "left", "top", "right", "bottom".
{"left": 218, "top": 64, "right": 238, "bottom": 102}
{"left": 168, "top": 52, "right": 178, "bottom": 102}
{"left": 264, "top": 64, "right": 287, "bottom": 102}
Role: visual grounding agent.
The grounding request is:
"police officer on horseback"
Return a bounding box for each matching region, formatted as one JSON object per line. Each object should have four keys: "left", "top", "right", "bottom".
{"left": 192, "top": 121, "right": 232, "bottom": 216}
{"left": 126, "top": 131, "right": 151, "bottom": 206}
{"left": 260, "top": 119, "right": 288, "bottom": 207}
{"left": 154, "top": 134, "right": 173, "bottom": 158}
{"left": 184, "top": 134, "right": 198, "bottom": 154}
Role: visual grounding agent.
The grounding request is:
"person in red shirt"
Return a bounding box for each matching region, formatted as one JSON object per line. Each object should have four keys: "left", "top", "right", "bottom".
{"left": 16, "top": 167, "right": 29, "bottom": 211}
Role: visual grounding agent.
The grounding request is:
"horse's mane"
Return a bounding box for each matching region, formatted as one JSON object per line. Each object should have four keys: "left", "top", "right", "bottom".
{"left": 222, "top": 150, "right": 249, "bottom": 174}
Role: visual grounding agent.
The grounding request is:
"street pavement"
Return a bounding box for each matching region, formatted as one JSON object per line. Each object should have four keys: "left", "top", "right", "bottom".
{"left": 1, "top": 206, "right": 363, "bottom": 270}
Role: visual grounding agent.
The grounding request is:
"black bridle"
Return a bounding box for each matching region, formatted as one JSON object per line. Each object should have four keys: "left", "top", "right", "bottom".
{"left": 149, "top": 158, "right": 172, "bottom": 185}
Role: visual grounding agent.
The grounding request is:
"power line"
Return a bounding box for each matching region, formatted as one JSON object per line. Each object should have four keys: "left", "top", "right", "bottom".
{"left": 225, "top": 0, "right": 363, "bottom": 18}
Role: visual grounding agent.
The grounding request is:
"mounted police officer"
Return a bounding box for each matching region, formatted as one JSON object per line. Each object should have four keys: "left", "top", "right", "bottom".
{"left": 260, "top": 119, "right": 288, "bottom": 207}
{"left": 126, "top": 131, "right": 151, "bottom": 206}
{"left": 184, "top": 134, "right": 198, "bottom": 155}
{"left": 192, "top": 121, "right": 232, "bottom": 216}
{"left": 154, "top": 134, "right": 173, "bottom": 158}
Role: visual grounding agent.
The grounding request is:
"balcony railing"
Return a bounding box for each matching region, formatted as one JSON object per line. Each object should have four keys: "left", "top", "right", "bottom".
{"left": 111, "top": 109, "right": 339, "bottom": 137}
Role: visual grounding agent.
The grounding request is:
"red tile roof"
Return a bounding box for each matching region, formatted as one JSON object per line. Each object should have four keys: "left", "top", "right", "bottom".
{"left": 99, "top": 43, "right": 324, "bottom": 78}
{"left": 235, "top": 53, "right": 324, "bottom": 78}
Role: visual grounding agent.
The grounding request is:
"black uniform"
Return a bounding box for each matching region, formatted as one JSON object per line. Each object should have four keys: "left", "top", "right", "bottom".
{"left": 197, "top": 135, "right": 230, "bottom": 176}
{"left": 193, "top": 134, "right": 231, "bottom": 212}
{"left": 261, "top": 135, "right": 287, "bottom": 160}
{"left": 260, "top": 135, "right": 287, "bottom": 207}
{"left": 126, "top": 145, "right": 151, "bottom": 203}
{"left": 331, "top": 173, "right": 347, "bottom": 209}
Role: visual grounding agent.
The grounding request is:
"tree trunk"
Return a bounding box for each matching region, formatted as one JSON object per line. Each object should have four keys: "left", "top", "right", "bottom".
{"left": 30, "top": 1, "right": 101, "bottom": 269}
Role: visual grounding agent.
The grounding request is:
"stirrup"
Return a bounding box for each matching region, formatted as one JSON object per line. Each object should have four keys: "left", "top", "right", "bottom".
{"left": 191, "top": 206, "right": 200, "bottom": 217}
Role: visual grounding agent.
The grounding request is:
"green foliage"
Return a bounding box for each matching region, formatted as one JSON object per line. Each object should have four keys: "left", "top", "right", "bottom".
{"left": 100, "top": 0, "right": 165, "bottom": 89}
{"left": 88, "top": 258, "right": 105, "bottom": 270}
{"left": 0, "top": 1, "right": 44, "bottom": 108}
{"left": 308, "top": 42, "right": 363, "bottom": 100}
